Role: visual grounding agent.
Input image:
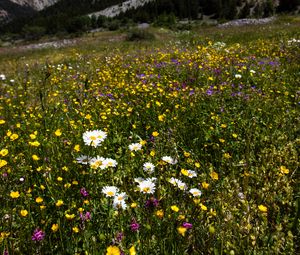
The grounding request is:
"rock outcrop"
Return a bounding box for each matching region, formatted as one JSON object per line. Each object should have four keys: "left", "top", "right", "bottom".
{"left": 9, "top": 0, "right": 59, "bottom": 11}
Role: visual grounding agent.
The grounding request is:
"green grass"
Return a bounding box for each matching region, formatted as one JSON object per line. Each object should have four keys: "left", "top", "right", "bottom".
{"left": 0, "top": 16, "right": 299, "bottom": 255}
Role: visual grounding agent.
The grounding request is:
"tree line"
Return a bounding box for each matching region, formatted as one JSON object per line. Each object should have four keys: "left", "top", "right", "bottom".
{"left": 0, "top": 0, "right": 299, "bottom": 40}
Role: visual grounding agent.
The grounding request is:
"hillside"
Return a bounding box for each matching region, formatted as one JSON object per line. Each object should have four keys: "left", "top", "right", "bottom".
{"left": 0, "top": 0, "right": 36, "bottom": 23}
{"left": 9, "top": 0, "right": 59, "bottom": 10}
{"left": 0, "top": 0, "right": 299, "bottom": 39}
{"left": 0, "top": 16, "right": 299, "bottom": 255}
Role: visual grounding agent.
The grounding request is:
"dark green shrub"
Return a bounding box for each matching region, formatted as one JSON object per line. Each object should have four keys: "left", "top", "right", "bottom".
{"left": 125, "top": 28, "right": 155, "bottom": 41}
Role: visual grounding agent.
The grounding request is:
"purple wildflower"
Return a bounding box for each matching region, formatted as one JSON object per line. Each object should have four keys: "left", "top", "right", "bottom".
{"left": 182, "top": 222, "right": 193, "bottom": 229}
{"left": 189, "top": 90, "right": 195, "bottom": 96}
{"left": 31, "top": 229, "right": 45, "bottom": 242}
{"left": 80, "top": 212, "right": 91, "bottom": 222}
{"left": 80, "top": 187, "right": 89, "bottom": 197}
{"left": 130, "top": 219, "right": 140, "bottom": 232}
{"left": 116, "top": 232, "right": 124, "bottom": 242}
{"left": 145, "top": 197, "right": 159, "bottom": 208}
{"left": 206, "top": 89, "right": 213, "bottom": 96}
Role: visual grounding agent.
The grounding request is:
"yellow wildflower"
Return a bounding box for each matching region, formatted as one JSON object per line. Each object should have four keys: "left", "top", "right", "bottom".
{"left": 74, "top": 144, "right": 80, "bottom": 152}
{"left": 32, "top": 155, "right": 40, "bottom": 161}
{"left": 106, "top": 245, "right": 121, "bottom": 255}
{"left": 280, "top": 166, "right": 289, "bottom": 174}
{"left": 20, "top": 210, "right": 28, "bottom": 217}
{"left": 181, "top": 169, "right": 188, "bottom": 176}
{"left": 51, "top": 224, "right": 59, "bottom": 232}
{"left": 29, "top": 141, "right": 40, "bottom": 147}
{"left": 258, "top": 205, "right": 268, "bottom": 213}
{"left": 56, "top": 200, "right": 64, "bottom": 207}
{"left": 210, "top": 171, "right": 219, "bottom": 180}
{"left": 65, "top": 213, "right": 75, "bottom": 220}
{"left": 10, "top": 133, "right": 18, "bottom": 141}
{"left": 200, "top": 203, "right": 208, "bottom": 211}
{"left": 171, "top": 205, "right": 179, "bottom": 212}
{"left": 131, "top": 203, "right": 137, "bottom": 208}
{"left": 139, "top": 140, "right": 147, "bottom": 145}
{"left": 156, "top": 209, "right": 164, "bottom": 219}
{"left": 85, "top": 114, "right": 92, "bottom": 120}
{"left": 72, "top": 227, "right": 79, "bottom": 233}
{"left": 36, "top": 197, "right": 43, "bottom": 203}
{"left": 0, "top": 159, "right": 8, "bottom": 168}
{"left": 10, "top": 191, "right": 20, "bottom": 199}
{"left": 129, "top": 246, "right": 136, "bottom": 255}
{"left": 177, "top": 226, "right": 187, "bottom": 236}
{"left": 54, "top": 129, "right": 62, "bottom": 136}
{"left": 158, "top": 115, "right": 165, "bottom": 122}
{"left": 184, "top": 151, "right": 190, "bottom": 157}
{"left": 223, "top": 153, "right": 231, "bottom": 159}
{"left": 195, "top": 162, "right": 200, "bottom": 168}
{"left": 0, "top": 149, "right": 8, "bottom": 157}
{"left": 152, "top": 131, "right": 159, "bottom": 137}
{"left": 29, "top": 133, "right": 37, "bottom": 139}
{"left": 202, "top": 182, "right": 210, "bottom": 189}
{"left": 178, "top": 214, "right": 185, "bottom": 220}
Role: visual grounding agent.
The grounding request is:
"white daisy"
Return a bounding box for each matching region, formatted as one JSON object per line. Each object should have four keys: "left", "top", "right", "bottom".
{"left": 161, "top": 156, "right": 177, "bottom": 165}
{"left": 83, "top": 130, "right": 107, "bottom": 147}
{"left": 176, "top": 179, "right": 188, "bottom": 191}
{"left": 138, "top": 180, "right": 156, "bottom": 194}
{"left": 168, "top": 178, "right": 187, "bottom": 190}
{"left": 189, "top": 188, "right": 202, "bottom": 197}
{"left": 113, "top": 192, "right": 127, "bottom": 210}
{"left": 102, "top": 186, "right": 119, "bottom": 197}
{"left": 143, "top": 162, "right": 155, "bottom": 174}
{"left": 76, "top": 155, "right": 90, "bottom": 165}
{"left": 128, "top": 143, "right": 142, "bottom": 151}
{"left": 102, "top": 158, "right": 118, "bottom": 169}
{"left": 136, "top": 177, "right": 157, "bottom": 194}
{"left": 169, "top": 177, "right": 179, "bottom": 186}
{"left": 89, "top": 156, "right": 105, "bottom": 169}
{"left": 0, "top": 74, "right": 6, "bottom": 80}
{"left": 183, "top": 169, "right": 197, "bottom": 178}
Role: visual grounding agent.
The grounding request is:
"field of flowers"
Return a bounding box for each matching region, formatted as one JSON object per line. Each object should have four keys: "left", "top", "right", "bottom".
{"left": 0, "top": 19, "right": 299, "bottom": 254}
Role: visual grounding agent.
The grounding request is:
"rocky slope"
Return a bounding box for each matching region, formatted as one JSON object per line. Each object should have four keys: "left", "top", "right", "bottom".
{"left": 9, "top": 0, "right": 59, "bottom": 10}
{"left": 0, "top": 0, "right": 59, "bottom": 23}
{"left": 88, "top": 0, "right": 154, "bottom": 18}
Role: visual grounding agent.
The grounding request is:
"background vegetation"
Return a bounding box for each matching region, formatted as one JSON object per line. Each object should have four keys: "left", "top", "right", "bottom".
{"left": 0, "top": 16, "right": 299, "bottom": 254}
{"left": 1, "top": 0, "right": 300, "bottom": 41}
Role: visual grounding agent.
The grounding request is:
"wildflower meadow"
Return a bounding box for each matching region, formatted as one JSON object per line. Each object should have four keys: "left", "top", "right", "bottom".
{"left": 0, "top": 17, "right": 299, "bottom": 254}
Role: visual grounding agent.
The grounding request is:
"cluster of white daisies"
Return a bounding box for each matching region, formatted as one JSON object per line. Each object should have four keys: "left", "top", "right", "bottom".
{"left": 76, "top": 130, "right": 202, "bottom": 210}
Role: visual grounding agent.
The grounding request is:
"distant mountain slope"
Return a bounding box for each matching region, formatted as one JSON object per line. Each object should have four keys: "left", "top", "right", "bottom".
{"left": 39, "top": 0, "right": 124, "bottom": 16}
{"left": 9, "top": 0, "right": 59, "bottom": 10}
{"left": 1, "top": 0, "right": 299, "bottom": 37}
{"left": 88, "top": 0, "right": 154, "bottom": 18}
{"left": 0, "top": 0, "right": 35, "bottom": 23}
{"left": 0, "top": 0, "right": 124, "bottom": 31}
